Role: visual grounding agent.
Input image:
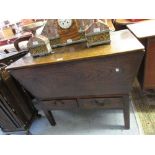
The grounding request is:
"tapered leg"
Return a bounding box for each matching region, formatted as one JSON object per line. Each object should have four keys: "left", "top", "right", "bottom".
{"left": 39, "top": 100, "right": 56, "bottom": 126}
{"left": 26, "top": 130, "right": 32, "bottom": 135}
{"left": 43, "top": 109, "right": 56, "bottom": 126}
{"left": 36, "top": 113, "right": 42, "bottom": 118}
{"left": 123, "top": 95, "right": 130, "bottom": 129}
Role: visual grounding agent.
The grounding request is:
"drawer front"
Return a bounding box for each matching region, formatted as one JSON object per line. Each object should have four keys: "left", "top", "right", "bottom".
{"left": 144, "top": 37, "right": 155, "bottom": 89}
{"left": 11, "top": 51, "right": 144, "bottom": 99}
{"left": 41, "top": 100, "right": 77, "bottom": 110}
{"left": 79, "top": 98, "right": 123, "bottom": 109}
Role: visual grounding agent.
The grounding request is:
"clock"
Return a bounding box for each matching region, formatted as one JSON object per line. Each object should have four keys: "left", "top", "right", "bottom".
{"left": 57, "top": 19, "right": 81, "bottom": 44}
{"left": 41, "top": 19, "right": 111, "bottom": 49}
{"left": 57, "top": 19, "right": 73, "bottom": 29}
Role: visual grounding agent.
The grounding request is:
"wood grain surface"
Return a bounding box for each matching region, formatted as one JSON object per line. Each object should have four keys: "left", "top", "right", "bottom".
{"left": 127, "top": 20, "right": 155, "bottom": 39}
{"left": 10, "top": 51, "right": 144, "bottom": 99}
{"left": 7, "top": 30, "right": 144, "bottom": 70}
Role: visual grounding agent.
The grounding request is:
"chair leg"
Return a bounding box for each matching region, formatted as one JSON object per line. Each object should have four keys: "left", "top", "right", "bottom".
{"left": 123, "top": 95, "right": 130, "bottom": 129}
{"left": 43, "top": 109, "right": 56, "bottom": 126}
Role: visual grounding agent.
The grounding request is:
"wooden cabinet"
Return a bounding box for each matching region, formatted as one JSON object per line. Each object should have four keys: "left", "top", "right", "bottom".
{"left": 127, "top": 20, "right": 155, "bottom": 91}
{"left": 0, "top": 69, "right": 37, "bottom": 133}
{"left": 143, "top": 38, "right": 155, "bottom": 89}
{"left": 0, "top": 104, "right": 18, "bottom": 131}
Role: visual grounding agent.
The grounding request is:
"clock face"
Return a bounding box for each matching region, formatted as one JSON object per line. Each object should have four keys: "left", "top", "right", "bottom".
{"left": 57, "top": 19, "right": 72, "bottom": 29}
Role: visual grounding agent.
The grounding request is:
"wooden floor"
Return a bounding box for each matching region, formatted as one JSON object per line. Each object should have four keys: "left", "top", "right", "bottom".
{"left": 131, "top": 79, "right": 155, "bottom": 135}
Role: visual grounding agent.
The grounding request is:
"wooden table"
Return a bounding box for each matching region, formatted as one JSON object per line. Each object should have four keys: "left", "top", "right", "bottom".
{"left": 115, "top": 19, "right": 146, "bottom": 25}
{"left": 114, "top": 19, "right": 147, "bottom": 30}
{"left": 7, "top": 29, "right": 144, "bottom": 129}
{"left": 127, "top": 20, "right": 155, "bottom": 91}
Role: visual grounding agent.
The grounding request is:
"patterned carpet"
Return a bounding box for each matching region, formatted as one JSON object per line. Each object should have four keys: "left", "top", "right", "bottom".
{"left": 131, "top": 79, "right": 155, "bottom": 135}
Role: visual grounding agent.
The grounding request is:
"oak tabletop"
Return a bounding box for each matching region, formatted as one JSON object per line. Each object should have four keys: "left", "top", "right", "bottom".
{"left": 7, "top": 29, "right": 144, "bottom": 70}
{"left": 115, "top": 19, "right": 148, "bottom": 25}
{"left": 115, "top": 19, "right": 136, "bottom": 25}
{"left": 127, "top": 20, "right": 155, "bottom": 39}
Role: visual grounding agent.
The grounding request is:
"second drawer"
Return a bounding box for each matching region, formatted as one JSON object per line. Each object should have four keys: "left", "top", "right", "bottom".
{"left": 78, "top": 98, "right": 123, "bottom": 109}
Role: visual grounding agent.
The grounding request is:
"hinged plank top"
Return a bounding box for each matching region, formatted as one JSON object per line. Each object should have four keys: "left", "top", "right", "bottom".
{"left": 7, "top": 29, "right": 144, "bottom": 70}
{"left": 127, "top": 20, "right": 155, "bottom": 39}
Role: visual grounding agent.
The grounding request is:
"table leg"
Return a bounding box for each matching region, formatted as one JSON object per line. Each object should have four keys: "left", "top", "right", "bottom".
{"left": 43, "top": 109, "right": 56, "bottom": 126}
{"left": 123, "top": 95, "right": 130, "bottom": 129}
{"left": 39, "top": 100, "right": 56, "bottom": 126}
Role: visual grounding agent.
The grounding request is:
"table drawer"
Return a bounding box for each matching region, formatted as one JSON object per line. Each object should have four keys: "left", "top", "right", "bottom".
{"left": 78, "top": 98, "right": 123, "bottom": 109}
{"left": 41, "top": 99, "right": 78, "bottom": 110}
